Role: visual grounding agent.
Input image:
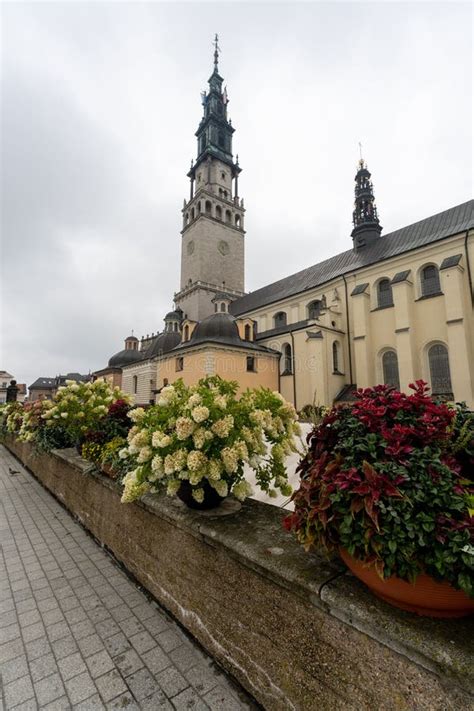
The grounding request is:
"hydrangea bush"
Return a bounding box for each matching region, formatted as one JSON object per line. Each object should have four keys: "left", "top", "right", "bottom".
{"left": 284, "top": 382, "right": 474, "bottom": 597}
{"left": 120, "top": 376, "right": 301, "bottom": 505}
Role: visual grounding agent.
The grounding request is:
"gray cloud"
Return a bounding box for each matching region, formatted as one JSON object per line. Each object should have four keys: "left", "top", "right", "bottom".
{"left": 1, "top": 2, "right": 472, "bottom": 388}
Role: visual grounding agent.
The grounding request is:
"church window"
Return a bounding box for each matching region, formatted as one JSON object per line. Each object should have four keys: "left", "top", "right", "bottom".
{"left": 218, "top": 131, "right": 225, "bottom": 148}
{"left": 428, "top": 344, "right": 452, "bottom": 397}
{"left": 220, "top": 302, "right": 226, "bottom": 312}
{"left": 225, "top": 209, "right": 231, "bottom": 223}
{"left": 183, "top": 325, "right": 189, "bottom": 341}
{"left": 215, "top": 205, "right": 222, "bottom": 220}
{"left": 214, "top": 303, "right": 218, "bottom": 312}
{"left": 133, "top": 376, "right": 138, "bottom": 394}
{"left": 274, "top": 312, "right": 287, "bottom": 328}
{"left": 281, "top": 343, "right": 293, "bottom": 375}
{"left": 377, "top": 279, "right": 393, "bottom": 308}
{"left": 221, "top": 172, "right": 226, "bottom": 180}
{"left": 244, "top": 324, "right": 251, "bottom": 340}
{"left": 191, "top": 208, "right": 195, "bottom": 220}
{"left": 308, "top": 300, "right": 321, "bottom": 319}
{"left": 382, "top": 350, "right": 400, "bottom": 389}
{"left": 176, "top": 357, "right": 184, "bottom": 372}
{"left": 246, "top": 356, "right": 256, "bottom": 372}
{"left": 421, "top": 265, "right": 441, "bottom": 297}
{"left": 332, "top": 342, "right": 341, "bottom": 373}
{"left": 235, "top": 215, "right": 241, "bottom": 228}
{"left": 205, "top": 200, "right": 212, "bottom": 215}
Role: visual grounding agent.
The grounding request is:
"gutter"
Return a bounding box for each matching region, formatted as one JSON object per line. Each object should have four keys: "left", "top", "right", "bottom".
{"left": 290, "top": 330, "right": 297, "bottom": 409}
{"left": 342, "top": 274, "right": 354, "bottom": 384}
{"left": 464, "top": 230, "right": 473, "bottom": 305}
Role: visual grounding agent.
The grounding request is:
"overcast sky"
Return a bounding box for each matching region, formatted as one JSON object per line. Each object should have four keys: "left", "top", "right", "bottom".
{"left": 1, "top": 1, "right": 472, "bottom": 388}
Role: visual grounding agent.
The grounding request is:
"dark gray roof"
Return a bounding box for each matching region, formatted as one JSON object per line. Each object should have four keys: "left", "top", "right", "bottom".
{"left": 391, "top": 270, "right": 411, "bottom": 284}
{"left": 172, "top": 312, "right": 276, "bottom": 354}
{"left": 351, "top": 283, "right": 369, "bottom": 296}
{"left": 29, "top": 377, "right": 56, "bottom": 389}
{"left": 108, "top": 349, "right": 143, "bottom": 368}
{"left": 440, "top": 254, "right": 463, "bottom": 270}
{"left": 144, "top": 331, "right": 181, "bottom": 358}
{"left": 230, "top": 200, "right": 474, "bottom": 315}
{"left": 255, "top": 319, "right": 310, "bottom": 341}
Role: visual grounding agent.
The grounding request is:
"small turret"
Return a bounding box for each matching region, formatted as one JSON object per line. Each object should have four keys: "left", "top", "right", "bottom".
{"left": 351, "top": 157, "right": 382, "bottom": 249}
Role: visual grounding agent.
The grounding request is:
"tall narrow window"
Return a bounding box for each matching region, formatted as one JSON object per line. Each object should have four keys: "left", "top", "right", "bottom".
{"left": 308, "top": 300, "right": 321, "bottom": 320}
{"left": 274, "top": 312, "right": 287, "bottom": 328}
{"left": 421, "top": 265, "right": 441, "bottom": 297}
{"left": 332, "top": 342, "right": 340, "bottom": 373}
{"left": 244, "top": 324, "right": 251, "bottom": 341}
{"left": 176, "top": 357, "right": 184, "bottom": 372}
{"left": 246, "top": 356, "right": 256, "bottom": 372}
{"left": 281, "top": 343, "right": 293, "bottom": 375}
{"left": 183, "top": 325, "right": 189, "bottom": 341}
{"left": 205, "top": 200, "right": 212, "bottom": 216}
{"left": 133, "top": 375, "right": 138, "bottom": 394}
{"left": 382, "top": 350, "right": 400, "bottom": 390}
{"left": 377, "top": 279, "right": 393, "bottom": 308}
{"left": 215, "top": 205, "right": 222, "bottom": 220}
{"left": 428, "top": 344, "right": 452, "bottom": 396}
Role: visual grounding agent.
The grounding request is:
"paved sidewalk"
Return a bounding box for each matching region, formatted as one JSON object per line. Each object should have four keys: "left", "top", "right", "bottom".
{"left": 0, "top": 446, "right": 255, "bottom": 711}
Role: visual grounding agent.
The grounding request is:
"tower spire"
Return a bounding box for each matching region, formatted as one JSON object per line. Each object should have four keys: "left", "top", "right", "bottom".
{"left": 213, "top": 33, "right": 220, "bottom": 72}
{"left": 351, "top": 155, "right": 382, "bottom": 249}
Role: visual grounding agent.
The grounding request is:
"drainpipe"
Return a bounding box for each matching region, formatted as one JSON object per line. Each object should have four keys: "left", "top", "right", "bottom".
{"left": 342, "top": 274, "right": 354, "bottom": 384}
{"left": 290, "top": 330, "right": 297, "bottom": 409}
{"left": 464, "top": 230, "right": 473, "bottom": 305}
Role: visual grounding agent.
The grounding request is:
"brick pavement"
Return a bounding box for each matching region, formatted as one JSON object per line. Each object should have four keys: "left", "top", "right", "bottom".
{"left": 0, "top": 446, "right": 255, "bottom": 711}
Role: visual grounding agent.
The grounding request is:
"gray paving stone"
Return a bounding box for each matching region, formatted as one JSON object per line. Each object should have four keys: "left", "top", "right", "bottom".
{"left": 171, "top": 687, "right": 210, "bottom": 711}
{"left": 126, "top": 666, "right": 162, "bottom": 701}
{"left": 18, "top": 609, "right": 41, "bottom": 628}
{"left": 117, "top": 617, "right": 143, "bottom": 638}
{"left": 85, "top": 649, "right": 115, "bottom": 679}
{"left": 142, "top": 645, "right": 171, "bottom": 675}
{"left": 40, "top": 696, "right": 71, "bottom": 710}
{"left": 0, "top": 653, "right": 29, "bottom": 684}
{"left": 72, "top": 693, "right": 105, "bottom": 711}
{"left": 129, "top": 630, "right": 156, "bottom": 655}
{"left": 156, "top": 629, "right": 182, "bottom": 653}
{"left": 65, "top": 671, "right": 97, "bottom": 705}
{"left": 103, "top": 632, "right": 130, "bottom": 659}
{"left": 76, "top": 633, "right": 105, "bottom": 658}
{"left": 30, "top": 652, "right": 59, "bottom": 682}
{"left": 156, "top": 666, "right": 189, "bottom": 698}
{"left": 57, "top": 651, "right": 87, "bottom": 681}
{"left": 169, "top": 645, "right": 201, "bottom": 674}
{"left": 203, "top": 686, "right": 245, "bottom": 711}
{"left": 25, "top": 637, "right": 51, "bottom": 661}
{"left": 95, "top": 669, "right": 128, "bottom": 703}
{"left": 22, "top": 621, "right": 46, "bottom": 643}
{"left": 113, "top": 648, "right": 143, "bottom": 678}
{"left": 106, "top": 693, "right": 139, "bottom": 710}
{"left": 34, "top": 672, "right": 65, "bottom": 706}
{"left": 51, "top": 635, "right": 78, "bottom": 660}
{"left": 4, "top": 675, "right": 35, "bottom": 708}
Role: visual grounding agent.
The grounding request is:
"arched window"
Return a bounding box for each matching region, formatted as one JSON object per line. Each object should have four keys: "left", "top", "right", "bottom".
{"left": 133, "top": 376, "right": 138, "bottom": 394}
{"left": 205, "top": 200, "right": 212, "bottom": 216}
{"left": 235, "top": 215, "right": 241, "bottom": 228}
{"left": 215, "top": 205, "right": 222, "bottom": 220}
{"left": 382, "top": 350, "right": 400, "bottom": 389}
{"left": 185, "top": 213, "right": 189, "bottom": 225}
{"left": 421, "top": 265, "right": 441, "bottom": 297}
{"left": 428, "top": 344, "right": 452, "bottom": 396}
{"left": 191, "top": 208, "right": 195, "bottom": 220}
{"left": 183, "top": 325, "right": 189, "bottom": 341}
{"left": 281, "top": 343, "right": 293, "bottom": 375}
{"left": 220, "top": 302, "right": 226, "bottom": 312}
{"left": 218, "top": 131, "right": 225, "bottom": 148}
{"left": 332, "top": 342, "right": 340, "bottom": 373}
{"left": 308, "top": 300, "right": 321, "bottom": 320}
{"left": 225, "top": 210, "right": 231, "bottom": 223}
{"left": 274, "top": 311, "right": 287, "bottom": 328}
{"left": 377, "top": 279, "right": 393, "bottom": 308}
{"left": 244, "top": 324, "right": 251, "bottom": 340}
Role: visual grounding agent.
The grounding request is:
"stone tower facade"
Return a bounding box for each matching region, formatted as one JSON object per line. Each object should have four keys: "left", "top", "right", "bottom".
{"left": 351, "top": 159, "right": 382, "bottom": 249}
{"left": 174, "top": 39, "right": 245, "bottom": 321}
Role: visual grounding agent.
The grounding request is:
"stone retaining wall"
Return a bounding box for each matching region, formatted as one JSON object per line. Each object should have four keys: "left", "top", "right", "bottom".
{"left": 5, "top": 438, "right": 473, "bottom": 711}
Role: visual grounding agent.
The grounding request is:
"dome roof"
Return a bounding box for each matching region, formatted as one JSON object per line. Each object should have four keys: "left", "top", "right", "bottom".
{"left": 145, "top": 330, "right": 181, "bottom": 358}
{"left": 125, "top": 335, "right": 139, "bottom": 342}
{"left": 165, "top": 310, "right": 182, "bottom": 321}
{"left": 191, "top": 312, "right": 241, "bottom": 345}
{"left": 108, "top": 349, "right": 142, "bottom": 368}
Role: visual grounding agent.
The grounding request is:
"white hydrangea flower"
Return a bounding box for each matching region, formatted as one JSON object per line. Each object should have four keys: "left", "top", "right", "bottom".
{"left": 191, "top": 406, "right": 209, "bottom": 423}
{"left": 191, "top": 487, "right": 204, "bottom": 503}
{"left": 211, "top": 415, "right": 234, "bottom": 438}
{"left": 208, "top": 459, "right": 223, "bottom": 481}
{"left": 214, "top": 394, "right": 227, "bottom": 409}
{"left": 212, "top": 479, "right": 228, "bottom": 498}
{"left": 232, "top": 480, "right": 253, "bottom": 502}
{"left": 187, "top": 450, "right": 207, "bottom": 472}
{"left": 187, "top": 393, "right": 202, "bottom": 408}
{"left": 151, "top": 454, "right": 163, "bottom": 473}
{"left": 175, "top": 417, "right": 195, "bottom": 440}
{"left": 129, "top": 408, "right": 146, "bottom": 423}
{"left": 137, "top": 446, "right": 152, "bottom": 463}
{"left": 166, "top": 479, "right": 181, "bottom": 496}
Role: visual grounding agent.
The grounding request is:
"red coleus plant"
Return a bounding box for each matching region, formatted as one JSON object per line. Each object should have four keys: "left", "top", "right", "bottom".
{"left": 284, "top": 382, "right": 474, "bottom": 597}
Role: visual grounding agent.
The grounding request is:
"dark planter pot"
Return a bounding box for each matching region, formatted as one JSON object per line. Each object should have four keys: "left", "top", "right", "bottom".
{"left": 340, "top": 549, "right": 474, "bottom": 618}
{"left": 176, "top": 480, "right": 225, "bottom": 510}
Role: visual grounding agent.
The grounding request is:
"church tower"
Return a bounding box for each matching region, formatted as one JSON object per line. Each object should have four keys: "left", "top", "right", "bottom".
{"left": 174, "top": 37, "right": 245, "bottom": 321}
{"left": 351, "top": 159, "right": 382, "bottom": 249}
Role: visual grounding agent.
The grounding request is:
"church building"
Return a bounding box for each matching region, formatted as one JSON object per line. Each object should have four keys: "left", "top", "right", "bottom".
{"left": 96, "top": 42, "right": 474, "bottom": 410}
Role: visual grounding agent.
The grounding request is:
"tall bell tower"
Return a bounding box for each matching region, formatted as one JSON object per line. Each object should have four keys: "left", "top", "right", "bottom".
{"left": 174, "top": 36, "right": 245, "bottom": 321}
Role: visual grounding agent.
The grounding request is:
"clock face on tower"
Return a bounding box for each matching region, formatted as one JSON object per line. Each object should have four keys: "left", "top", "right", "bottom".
{"left": 218, "top": 240, "right": 230, "bottom": 256}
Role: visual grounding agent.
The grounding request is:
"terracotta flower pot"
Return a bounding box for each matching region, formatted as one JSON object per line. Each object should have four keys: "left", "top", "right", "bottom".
{"left": 101, "top": 463, "right": 117, "bottom": 480}
{"left": 340, "top": 549, "right": 474, "bottom": 618}
{"left": 176, "top": 480, "right": 225, "bottom": 510}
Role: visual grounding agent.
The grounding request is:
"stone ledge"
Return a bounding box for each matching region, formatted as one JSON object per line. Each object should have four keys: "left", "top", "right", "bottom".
{"left": 5, "top": 438, "right": 473, "bottom": 710}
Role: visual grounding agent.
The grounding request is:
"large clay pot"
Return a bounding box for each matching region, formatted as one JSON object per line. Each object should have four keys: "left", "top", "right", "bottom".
{"left": 176, "top": 480, "right": 225, "bottom": 510}
{"left": 340, "top": 549, "right": 474, "bottom": 618}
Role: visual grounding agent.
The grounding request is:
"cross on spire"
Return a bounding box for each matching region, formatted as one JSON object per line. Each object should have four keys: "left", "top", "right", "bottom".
{"left": 213, "top": 33, "right": 220, "bottom": 71}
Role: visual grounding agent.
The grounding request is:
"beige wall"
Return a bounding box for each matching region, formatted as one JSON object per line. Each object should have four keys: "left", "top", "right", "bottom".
{"left": 243, "top": 230, "right": 474, "bottom": 408}
{"left": 156, "top": 346, "right": 278, "bottom": 393}
{"left": 121, "top": 361, "right": 156, "bottom": 405}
